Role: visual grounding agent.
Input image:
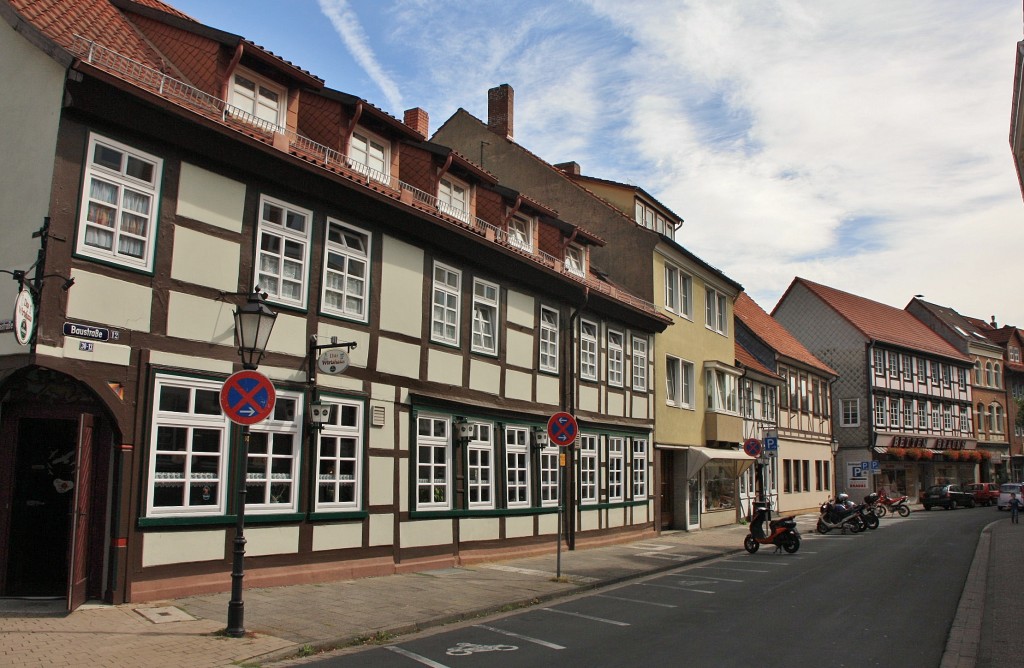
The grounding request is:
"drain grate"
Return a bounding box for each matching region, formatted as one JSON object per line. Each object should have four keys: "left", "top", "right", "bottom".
{"left": 133, "top": 606, "right": 196, "bottom": 624}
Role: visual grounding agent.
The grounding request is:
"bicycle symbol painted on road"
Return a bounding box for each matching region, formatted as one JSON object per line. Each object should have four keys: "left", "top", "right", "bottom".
{"left": 445, "top": 642, "right": 518, "bottom": 656}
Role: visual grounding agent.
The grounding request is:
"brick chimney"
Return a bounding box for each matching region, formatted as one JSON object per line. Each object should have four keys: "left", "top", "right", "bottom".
{"left": 403, "top": 107, "right": 429, "bottom": 138}
{"left": 487, "top": 84, "right": 514, "bottom": 139}
{"left": 554, "top": 161, "right": 580, "bottom": 175}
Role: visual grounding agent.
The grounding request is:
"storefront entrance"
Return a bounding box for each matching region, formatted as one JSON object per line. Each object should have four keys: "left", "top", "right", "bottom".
{"left": 5, "top": 418, "right": 78, "bottom": 596}
{"left": 0, "top": 369, "right": 113, "bottom": 611}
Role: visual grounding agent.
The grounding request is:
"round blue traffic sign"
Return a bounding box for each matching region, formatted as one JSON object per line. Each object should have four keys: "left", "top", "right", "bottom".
{"left": 220, "top": 370, "right": 276, "bottom": 425}
{"left": 547, "top": 411, "right": 578, "bottom": 447}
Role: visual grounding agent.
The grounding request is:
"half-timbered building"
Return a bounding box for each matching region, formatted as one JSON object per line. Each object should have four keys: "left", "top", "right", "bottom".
{"left": 0, "top": 0, "right": 668, "bottom": 610}
{"left": 773, "top": 278, "right": 974, "bottom": 502}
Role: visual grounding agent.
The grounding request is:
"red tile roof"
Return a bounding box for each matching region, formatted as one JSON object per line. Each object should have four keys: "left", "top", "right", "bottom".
{"left": 10, "top": 0, "right": 165, "bottom": 68}
{"left": 782, "top": 278, "right": 970, "bottom": 362}
{"left": 735, "top": 292, "right": 836, "bottom": 376}
{"left": 735, "top": 342, "right": 781, "bottom": 380}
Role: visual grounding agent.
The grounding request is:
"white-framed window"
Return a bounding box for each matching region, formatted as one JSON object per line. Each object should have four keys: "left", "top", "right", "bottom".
{"left": 994, "top": 364, "right": 1002, "bottom": 389}
{"left": 705, "top": 367, "right": 739, "bottom": 413}
{"left": 416, "top": 415, "right": 450, "bottom": 509}
{"left": 565, "top": 245, "right": 585, "bottom": 278}
{"left": 705, "top": 287, "right": 728, "bottom": 335}
{"left": 993, "top": 403, "right": 1005, "bottom": 433}
{"left": 901, "top": 354, "right": 912, "bottom": 380}
{"left": 942, "top": 364, "right": 952, "bottom": 386}
{"left": 505, "top": 427, "right": 530, "bottom": 508}
{"left": 608, "top": 437, "right": 624, "bottom": 502}
{"left": 741, "top": 379, "right": 755, "bottom": 418}
{"left": 508, "top": 213, "right": 534, "bottom": 252}
{"left": 958, "top": 368, "right": 967, "bottom": 388}
{"left": 147, "top": 375, "right": 230, "bottom": 517}
{"left": 761, "top": 386, "right": 777, "bottom": 421}
{"left": 888, "top": 352, "right": 899, "bottom": 378}
{"left": 917, "top": 358, "right": 927, "bottom": 383}
{"left": 931, "top": 404, "right": 941, "bottom": 429}
{"left": 636, "top": 200, "right": 671, "bottom": 235}
{"left": 348, "top": 128, "right": 390, "bottom": 184}
{"left": 931, "top": 361, "right": 941, "bottom": 385}
{"left": 1011, "top": 347, "right": 1021, "bottom": 363}
{"left": 467, "top": 423, "right": 494, "bottom": 509}
{"left": 540, "top": 443, "right": 559, "bottom": 507}
{"left": 246, "top": 391, "right": 303, "bottom": 513}
{"left": 579, "top": 434, "right": 598, "bottom": 504}
{"left": 631, "top": 336, "right": 648, "bottom": 392}
{"left": 471, "top": 279, "right": 499, "bottom": 355}
{"left": 889, "top": 397, "right": 900, "bottom": 427}
{"left": 607, "top": 330, "right": 624, "bottom": 387}
{"left": 314, "top": 398, "right": 364, "bottom": 510}
{"left": 229, "top": 68, "right": 285, "bottom": 129}
{"left": 539, "top": 306, "right": 559, "bottom": 373}
{"left": 975, "top": 361, "right": 983, "bottom": 385}
{"left": 437, "top": 176, "right": 470, "bottom": 222}
{"left": 917, "top": 400, "right": 927, "bottom": 429}
{"left": 841, "top": 399, "right": 859, "bottom": 427}
{"left": 873, "top": 349, "right": 885, "bottom": 376}
{"left": 78, "top": 133, "right": 162, "bottom": 271}
{"left": 903, "top": 399, "right": 913, "bottom": 427}
{"left": 256, "top": 195, "right": 311, "bottom": 307}
{"left": 664, "top": 264, "right": 692, "bottom": 317}
{"left": 874, "top": 396, "right": 886, "bottom": 426}
{"left": 431, "top": 262, "right": 461, "bottom": 345}
{"left": 632, "top": 438, "right": 648, "bottom": 500}
{"left": 322, "top": 219, "right": 369, "bottom": 321}
{"left": 580, "top": 320, "right": 598, "bottom": 381}
{"left": 666, "top": 356, "right": 695, "bottom": 408}
{"left": 943, "top": 405, "right": 953, "bottom": 431}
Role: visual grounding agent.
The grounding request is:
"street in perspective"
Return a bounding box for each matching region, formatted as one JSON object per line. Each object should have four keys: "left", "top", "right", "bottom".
{"left": 2, "top": 2, "right": 1024, "bottom": 668}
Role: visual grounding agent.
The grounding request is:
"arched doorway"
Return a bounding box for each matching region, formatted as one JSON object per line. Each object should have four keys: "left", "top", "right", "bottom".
{"left": 0, "top": 367, "right": 118, "bottom": 610}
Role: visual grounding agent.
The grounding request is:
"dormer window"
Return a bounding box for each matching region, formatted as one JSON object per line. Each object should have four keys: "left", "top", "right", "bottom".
{"left": 229, "top": 68, "right": 286, "bottom": 131}
{"left": 438, "top": 176, "right": 470, "bottom": 222}
{"left": 564, "top": 245, "right": 585, "bottom": 278}
{"left": 508, "top": 213, "right": 534, "bottom": 252}
{"left": 635, "top": 199, "right": 670, "bottom": 235}
{"left": 348, "top": 128, "right": 390, "bottom": 184}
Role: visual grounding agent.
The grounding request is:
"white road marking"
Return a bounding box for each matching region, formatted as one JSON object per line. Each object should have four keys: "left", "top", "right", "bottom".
{"left": 595, "top": 593, "right": 678, "bottom": 608}
{"left": 542, "top": 607, "right": 630, "bottom": 626}
{"left": 639, "top": 582, "right": 715, "bottom": 594}
{"left": 386, "top": 646, "right": 450, "bottom": 667}
{"left": 474, "top": 624, "right": 566, "bottom": 649}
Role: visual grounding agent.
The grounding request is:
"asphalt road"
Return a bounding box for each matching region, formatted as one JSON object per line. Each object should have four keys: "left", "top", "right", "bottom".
{"left": 298, "top": 507, "right": 994, "bottom": 668}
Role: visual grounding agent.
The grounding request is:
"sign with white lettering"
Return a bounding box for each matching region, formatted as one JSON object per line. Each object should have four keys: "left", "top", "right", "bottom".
{"left": 63, "top": 322, "right": 110, "bottom": 341}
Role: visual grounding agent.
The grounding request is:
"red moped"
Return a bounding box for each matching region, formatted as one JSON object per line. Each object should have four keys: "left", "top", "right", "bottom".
{"left": 744, "top": 501, "right": 800, "bottom": 554}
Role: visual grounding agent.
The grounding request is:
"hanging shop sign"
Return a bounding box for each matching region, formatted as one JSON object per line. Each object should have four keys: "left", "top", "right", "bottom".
{"left": 317, "top": 348, "right": 350, "bottom": 375}
{"left": 13, "top": 288, "right": 35, "bottom": 346}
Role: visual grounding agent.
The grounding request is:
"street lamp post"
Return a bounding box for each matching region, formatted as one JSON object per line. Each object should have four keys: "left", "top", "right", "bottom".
{"left": 831, "top": 438, "right": 840, "bottom": 497}
{"left": 226, "top": 289, "right": 276, "bottom": 639}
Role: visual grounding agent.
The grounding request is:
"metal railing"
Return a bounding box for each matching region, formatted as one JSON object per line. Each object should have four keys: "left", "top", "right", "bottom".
{"left": 68, "top": 35, "right": 659, "bottom": 317}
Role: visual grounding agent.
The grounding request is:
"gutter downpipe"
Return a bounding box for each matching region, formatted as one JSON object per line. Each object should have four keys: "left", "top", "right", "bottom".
{"left": 342, "top": 101, "right": 363, "bottom": 160}
{"left": 563, "top": 286, "right": 589, "bottom": 550}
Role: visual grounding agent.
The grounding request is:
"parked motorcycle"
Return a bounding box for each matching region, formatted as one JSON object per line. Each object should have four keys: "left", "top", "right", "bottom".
{"left": 874, "top": 490, "right": 911, "bottom": 518}
{"left": 744, "top": 501, "right": 800, "bottom": 554}
{"left": 817, "top": 494, "right": 877, "bottom": 533}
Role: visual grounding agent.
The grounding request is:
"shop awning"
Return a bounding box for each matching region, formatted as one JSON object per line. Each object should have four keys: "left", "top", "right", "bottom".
{"left": 656, "top": 444, "right": 754, "bottom": 479}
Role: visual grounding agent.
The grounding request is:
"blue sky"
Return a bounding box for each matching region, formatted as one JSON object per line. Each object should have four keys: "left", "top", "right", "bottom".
{"left": 171, "top": 0, "right": 1024, "bottom": 326}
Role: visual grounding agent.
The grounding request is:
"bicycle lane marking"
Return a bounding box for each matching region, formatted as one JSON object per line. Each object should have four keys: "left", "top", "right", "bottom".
{"left": 386, "top": 645, "right": 450, "bottom": 667}
{"left": 474, "top": 624, "right": 565, "bottom": 650}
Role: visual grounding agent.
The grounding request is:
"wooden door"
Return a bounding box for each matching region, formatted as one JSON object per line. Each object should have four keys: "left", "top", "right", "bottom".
{"left": 66, "top": 414, "right": 94, "bottom": 611}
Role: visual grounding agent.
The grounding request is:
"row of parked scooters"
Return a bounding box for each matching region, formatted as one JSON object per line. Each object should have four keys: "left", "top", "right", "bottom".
{"left": 743, "top": 490, "right": 912, "bottom": 554}
{"left": 816, "top": 490, "right": 910, "bottom": 534}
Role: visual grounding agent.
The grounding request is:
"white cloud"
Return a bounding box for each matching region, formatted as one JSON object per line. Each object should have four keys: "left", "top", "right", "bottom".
{"left": 317, "top": 0, "right": 404, "bottom": 110}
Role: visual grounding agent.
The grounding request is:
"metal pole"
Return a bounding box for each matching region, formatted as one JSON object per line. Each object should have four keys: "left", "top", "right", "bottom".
{"left": 556, "top": 451, "right": 563, "bottom": 579}
{"left": 226, "top": 426, "right": 249, "bottom": 637}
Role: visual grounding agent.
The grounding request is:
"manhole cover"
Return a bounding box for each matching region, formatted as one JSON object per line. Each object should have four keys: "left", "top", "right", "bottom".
{"left": 134, "top": 606, "right": 195, "bottom": 624}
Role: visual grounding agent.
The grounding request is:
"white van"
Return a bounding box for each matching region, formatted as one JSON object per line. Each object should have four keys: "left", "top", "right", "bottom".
{"left": 997, "top": 483, "right": 1022, "bottom": 510}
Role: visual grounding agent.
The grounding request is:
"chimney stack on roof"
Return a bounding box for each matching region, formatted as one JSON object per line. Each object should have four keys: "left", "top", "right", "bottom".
{"left": 403, "top": 107, "right": 429, "bottom": 138}
{"left": 992, "top": 315, "right": 998, "bottom": 328}
{"left": 555, "top": 161, "right": 581, "bottom": 175}
{"left": 487, "top": 84, "right": 514, "bottom": 140}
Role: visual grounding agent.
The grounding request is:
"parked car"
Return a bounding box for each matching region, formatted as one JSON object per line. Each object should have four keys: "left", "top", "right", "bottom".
{"left": 965, "top": 482, "right": 1000, "bottom": 507}
{"left": 997, "top": 483, "right": 1023, "bottom": 510}
{"left": 922, "top": 484, "right": 975, "bottom": 510}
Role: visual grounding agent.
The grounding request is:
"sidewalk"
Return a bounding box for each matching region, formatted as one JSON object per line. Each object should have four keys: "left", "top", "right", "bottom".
{"left": 0, "top": 510, "right": 1015, "bottom": 668}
